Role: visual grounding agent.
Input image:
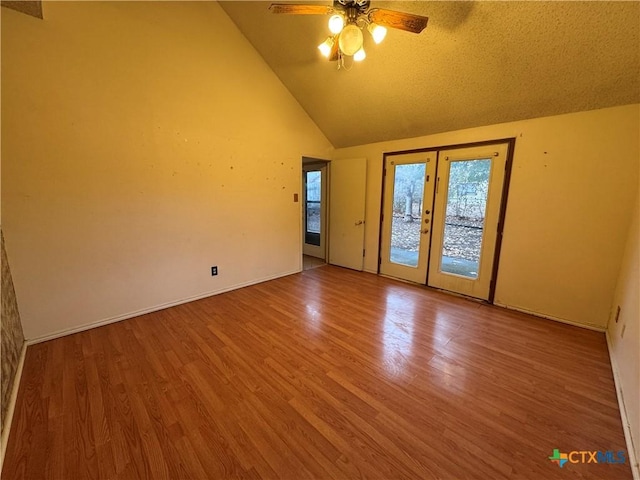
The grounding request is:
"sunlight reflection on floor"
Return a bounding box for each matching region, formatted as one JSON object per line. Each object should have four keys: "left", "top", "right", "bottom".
{"left": 382, "top": 288, "right": 415, "bottom": 377}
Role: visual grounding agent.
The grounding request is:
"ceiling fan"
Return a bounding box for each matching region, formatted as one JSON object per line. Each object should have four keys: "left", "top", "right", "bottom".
{"left": 269, "top": 0, "right": 428, "bottom": 66}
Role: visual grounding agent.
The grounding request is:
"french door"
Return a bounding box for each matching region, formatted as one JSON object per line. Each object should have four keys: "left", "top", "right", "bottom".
{"left": 427, "top": 143, "right": 509, "bottom": 299}
{"left": 379, "top": 151, "right": 436, "bottom": 283}
{"left": 379, "top": 142, "right": 511, "bottom": 301}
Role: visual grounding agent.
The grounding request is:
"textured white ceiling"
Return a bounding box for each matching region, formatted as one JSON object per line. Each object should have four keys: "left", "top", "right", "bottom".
{"left": 220, "top": 1, "right": 640, "bottom": 148}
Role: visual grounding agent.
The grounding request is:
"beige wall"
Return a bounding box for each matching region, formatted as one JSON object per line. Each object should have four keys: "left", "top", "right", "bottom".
{"left": 1, "top": 1, "right": 333, "bottom": 340}
{"left": 607, "top": 192, "right": 639, "bottom": 471}
{"left": 332, "top": 105, "right": 639, "bottom": 329}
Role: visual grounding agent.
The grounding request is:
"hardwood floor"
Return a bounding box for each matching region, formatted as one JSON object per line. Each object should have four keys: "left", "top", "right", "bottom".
{"left": 2, "top": 266, "right": 632, "bottom": 479}
{"left": 303, "top": 255, "right": 326, "bottom": 271}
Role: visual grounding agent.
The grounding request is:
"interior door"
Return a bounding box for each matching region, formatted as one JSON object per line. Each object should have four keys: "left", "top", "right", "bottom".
{"left": 379, "top": 151, "right": 436, "bottom": 283}
{"left": 328, "top": 158, "right": 367, "bottom": 270}
{"left": 427, "top": 143, "right": 509, "bottom": 300}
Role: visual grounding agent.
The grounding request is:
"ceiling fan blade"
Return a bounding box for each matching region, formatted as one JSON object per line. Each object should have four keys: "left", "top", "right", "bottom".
{"left": 269, "top": 4, "right": 333, "bottom": 15}
{"left": 368, "top": 8, "right": 428, "bottom": 34}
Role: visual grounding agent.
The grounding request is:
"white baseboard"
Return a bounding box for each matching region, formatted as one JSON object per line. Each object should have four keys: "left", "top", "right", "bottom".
{"left": 0, "top": 341, "right": 27, "bottom": 472}
{"left": 606, "top": 330, "right": 640, "bottom": 480}
{"left": 26, "top": 269, "right": 300, "bottom": 345}
{"left": 493, "top": 302, "right": 606, "bottom": 332}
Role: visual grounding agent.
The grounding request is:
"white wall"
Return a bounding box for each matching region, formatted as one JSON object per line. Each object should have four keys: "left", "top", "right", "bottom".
{"left": 1, "top": 1, "right": 333, "bottom": 340}
{"left": 607, "top": 191, "right": 639, "bottom": 474}
{"left": 332, "top": 105, "right": 639, "bottom": 329}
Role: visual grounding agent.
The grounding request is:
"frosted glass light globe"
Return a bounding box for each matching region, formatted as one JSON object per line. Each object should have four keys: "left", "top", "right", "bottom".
{"left": 368, "top": 23, "right": 387, "bottom": 44}
{"left": 328, "top": 14, "right": 344, "bottom": 34}
{"left": 318, "top": 37, "right": 334, "bottom": 57}
{"left": 338, "top": 24, "right": 363, "bottom": 56}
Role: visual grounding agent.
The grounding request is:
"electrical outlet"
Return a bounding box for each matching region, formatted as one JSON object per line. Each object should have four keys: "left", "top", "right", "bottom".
{"left": 211, "top": 266, "right": 218, "bottom": 276}
{"left": 615, "top": 306, "right": 621, "bottom": 323}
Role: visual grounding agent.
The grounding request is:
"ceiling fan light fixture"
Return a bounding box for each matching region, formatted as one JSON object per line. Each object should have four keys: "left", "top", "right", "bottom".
{"left": 368, "top": 23, "right": 387, "bottom": 44}
{"left": 338, "top": 24, "right": 363, "bottom": 56}
{"left": 318, "top": 37, "right": 335, "bottom": 58}
{"left": 269, "top": 2, "right": 430, "bottom": 69}
{"left": 328, "top": 14, "right": 344, "bottom": 34}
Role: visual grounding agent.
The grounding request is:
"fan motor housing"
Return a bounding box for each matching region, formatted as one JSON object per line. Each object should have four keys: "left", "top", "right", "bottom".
{"left": 335, "top": 0, "right": 370, "bottom": 14}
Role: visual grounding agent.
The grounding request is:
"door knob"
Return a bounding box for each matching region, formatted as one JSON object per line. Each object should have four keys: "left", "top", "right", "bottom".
{"left": 421, "top": 229, "right": 429, "bottom": 234}
{"left": 424, "top": 219, "right": 430, "bottom": 224}
{"left": 355, "top": 220, "right": 364, "bottom": 226}
{"left": 425, "top": 210, "right": 430, "bottom": 214}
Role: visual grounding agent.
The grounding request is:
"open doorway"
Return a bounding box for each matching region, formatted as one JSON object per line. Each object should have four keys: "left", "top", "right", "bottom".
{"left": 302, "top": 158, "right": 328, "bottom": 270}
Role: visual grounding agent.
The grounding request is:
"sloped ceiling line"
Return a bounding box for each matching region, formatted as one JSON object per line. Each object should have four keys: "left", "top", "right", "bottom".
{"left": 1, "top": 1, "right": 43, "bottom": 19}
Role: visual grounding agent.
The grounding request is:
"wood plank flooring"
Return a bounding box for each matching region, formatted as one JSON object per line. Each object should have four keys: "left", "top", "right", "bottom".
{"left": 303, "top": 255, "right": 326, "bottom": 271}
{"left": 2, "top": 266, "right": 632, "bottom": 479}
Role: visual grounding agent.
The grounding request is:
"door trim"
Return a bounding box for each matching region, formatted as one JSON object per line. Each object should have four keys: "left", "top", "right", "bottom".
{"left": 384, "top": 137, "right": 517, "bottom": 157}
{"left": 487, "top": 138, "right": 515, "bottom": 303}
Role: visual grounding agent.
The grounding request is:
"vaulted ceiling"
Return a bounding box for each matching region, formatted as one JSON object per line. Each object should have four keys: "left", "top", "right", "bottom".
{"left": 220, "top": 1, "right": 639, "bottom": 148}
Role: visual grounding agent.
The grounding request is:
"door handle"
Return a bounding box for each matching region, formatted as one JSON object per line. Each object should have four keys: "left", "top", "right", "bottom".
{"left": 421, "top": 228, "right": 429, "bottom": 234}
{"left": 355, "top": 220, "right": 364, "bottom": 226}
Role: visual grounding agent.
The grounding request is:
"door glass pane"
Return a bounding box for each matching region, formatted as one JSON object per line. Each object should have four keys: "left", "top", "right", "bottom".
{"left": 440, "top": 159, "right": 491, "bottom": 278}
{"left": 390, "top": 163, "right": 426, "bottom": 267}
{"left": 306, "top": 203, "right": 320, "bottom": 234}
{"left": 305, "top": 171, "right": 321, "bottom": 245}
